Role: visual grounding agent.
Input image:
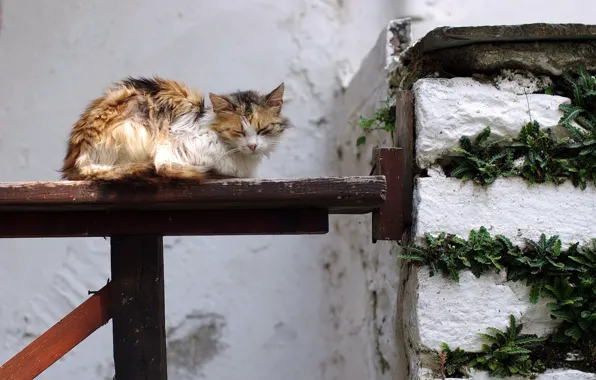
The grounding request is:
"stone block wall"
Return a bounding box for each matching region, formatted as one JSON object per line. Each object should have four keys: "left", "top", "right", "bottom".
{"left": 407, "top": 76, "right": 596, "bottom": 380}
{"left": 339, "top": 19, "right": 596, "bottom": 380}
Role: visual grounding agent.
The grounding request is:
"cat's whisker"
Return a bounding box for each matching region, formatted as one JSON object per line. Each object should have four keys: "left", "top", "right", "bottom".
{"left": 212, "top": 148, "right": 242, "bottom": 165}
{"left": 219, "top": 148, "right": 241, "bottom": 159}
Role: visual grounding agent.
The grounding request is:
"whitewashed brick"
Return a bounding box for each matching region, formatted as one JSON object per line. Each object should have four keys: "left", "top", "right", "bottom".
{"left": 414, "top": 177, "right": 596, "bottom": 247}
{"left": 410, "top": 176, "right": 596, "bottom": 379}
{"left": 416, "top": 269, "right": 557, "bottom": 352}
{"left": 412, "top": 77, "right": 572, "bottom": 169}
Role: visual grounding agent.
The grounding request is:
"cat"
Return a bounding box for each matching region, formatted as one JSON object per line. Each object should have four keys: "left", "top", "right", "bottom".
{"left": 60, "top": 76, "right": 291, "bottom": 182}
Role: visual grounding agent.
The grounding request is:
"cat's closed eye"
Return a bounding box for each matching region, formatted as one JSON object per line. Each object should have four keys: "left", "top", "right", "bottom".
{"left": 257, "top": 125, "right": 274, "bottom": 135}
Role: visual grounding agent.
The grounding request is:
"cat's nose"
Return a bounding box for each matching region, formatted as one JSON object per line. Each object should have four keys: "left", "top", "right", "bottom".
{"left": 247, "top": 143, "right": 257, "bottom": 151}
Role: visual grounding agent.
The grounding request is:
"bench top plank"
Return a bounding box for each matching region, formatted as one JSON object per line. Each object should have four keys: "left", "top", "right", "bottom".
{"left": 0, "top": 176, "right": 386, "bottom": 214}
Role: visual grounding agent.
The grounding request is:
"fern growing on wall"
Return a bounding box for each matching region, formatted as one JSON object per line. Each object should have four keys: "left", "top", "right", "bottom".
{"left": 400, "top": 227, "right": 596, "bottom": 376}
{"left": 450, "top": 126, "right": 516, "bottom": 185}
{"left": 437, "top": 315, "right": 547, "bottom": 378}
{"left": 557, "top": 67, "right": 596, "bottom": 189}
{"left": 447, "top": 67, "right": 596, "bottom": 189}
{"left": 511, "top": 121, "right": 569, "bottom": 184}
{"left": 406, "top": 68, "right": 596, "bottom": 378}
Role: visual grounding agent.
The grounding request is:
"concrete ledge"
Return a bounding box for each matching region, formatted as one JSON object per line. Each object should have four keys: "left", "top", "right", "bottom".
{"left": 393, "top": 23, "right": 596, "bottom": 88}
{"left": 418, "top": 368, "right": 596, "bottom": 380}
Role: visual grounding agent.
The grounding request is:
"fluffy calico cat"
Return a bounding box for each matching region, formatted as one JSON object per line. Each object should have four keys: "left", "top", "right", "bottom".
{"left": 60, "top": 76, "right": 290, "bottom": 182}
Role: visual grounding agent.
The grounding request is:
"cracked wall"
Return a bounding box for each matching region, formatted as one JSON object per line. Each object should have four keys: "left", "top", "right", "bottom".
{"left": 0, "top": 0, "right": 399, "bottom": 379}
{"left": 326, "top": 20, "right": 404, "bottom": 380}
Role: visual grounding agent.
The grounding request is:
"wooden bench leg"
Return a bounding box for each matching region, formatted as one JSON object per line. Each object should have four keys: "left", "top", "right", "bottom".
{"left": 111, "top": 235, "right": 167, "bottom": 380}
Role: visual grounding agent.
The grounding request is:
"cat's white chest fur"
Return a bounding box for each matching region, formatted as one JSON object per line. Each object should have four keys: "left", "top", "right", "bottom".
{"left": 169, "top": 113, "right": 263, "bottom": 178}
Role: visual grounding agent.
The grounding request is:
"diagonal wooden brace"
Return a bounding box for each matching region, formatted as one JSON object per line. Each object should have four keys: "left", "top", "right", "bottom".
{"left": 0, "top": 283, "right": 111, "bottom": 380}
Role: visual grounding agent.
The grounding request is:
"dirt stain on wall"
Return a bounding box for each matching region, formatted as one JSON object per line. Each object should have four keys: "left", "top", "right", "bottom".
{"left": 167, "top": 311, "right": 227, "bottom": 377}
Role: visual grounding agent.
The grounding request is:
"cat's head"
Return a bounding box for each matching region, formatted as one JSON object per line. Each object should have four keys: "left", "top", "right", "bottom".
{"left": 208, "top": 83, "right": 291, "bottom": 156}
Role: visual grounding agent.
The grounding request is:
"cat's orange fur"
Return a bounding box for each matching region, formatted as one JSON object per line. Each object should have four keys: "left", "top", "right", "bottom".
{"left": 60, "top": 76, "right": 290, "bottom": 182}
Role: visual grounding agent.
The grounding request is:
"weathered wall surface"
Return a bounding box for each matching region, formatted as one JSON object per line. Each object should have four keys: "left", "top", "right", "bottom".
{"left": 0, "top": 1, "right": 399, "bottom": 379}
{"left": 328, "top": 20, "right": 403, "bottom": 380}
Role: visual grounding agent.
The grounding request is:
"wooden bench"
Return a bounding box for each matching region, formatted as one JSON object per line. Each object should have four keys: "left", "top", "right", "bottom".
{"left": 0, "top": 147, "right": 405, "bottom": 380}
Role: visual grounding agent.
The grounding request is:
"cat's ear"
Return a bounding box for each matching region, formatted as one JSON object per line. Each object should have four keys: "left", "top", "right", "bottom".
{"left": 209, "top": 93, "right": 233, "bottom": 113}
{"left": 265, "top": 82, "right": 284, "bottom": 109}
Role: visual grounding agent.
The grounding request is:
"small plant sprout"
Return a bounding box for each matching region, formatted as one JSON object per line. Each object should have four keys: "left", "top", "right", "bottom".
{"left": 355, "top": 97, "right": 396, "bottom": 147}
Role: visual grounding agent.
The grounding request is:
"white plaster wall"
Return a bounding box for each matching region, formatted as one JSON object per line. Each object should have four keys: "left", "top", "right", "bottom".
{"left": 0, "top": 1, "right": 399, "bottom": 379}
{"left": 328, "top": 23, "right": 402, "bottom": 380}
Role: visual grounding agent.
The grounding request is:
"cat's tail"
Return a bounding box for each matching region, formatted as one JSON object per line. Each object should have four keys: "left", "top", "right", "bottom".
{"left": 154, "top": 163, "right": 206, "bottom": 182}
{"left": 63, "top": 162, "right": 208, "bottom": 183}
{"left": 66, "top": 162, "right": 157, "bottom": 182}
